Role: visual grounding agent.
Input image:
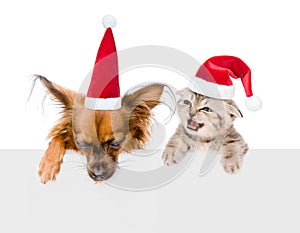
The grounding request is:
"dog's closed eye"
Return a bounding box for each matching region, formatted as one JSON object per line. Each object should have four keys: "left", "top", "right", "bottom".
{"left": 109, "top": 140, "right": 121, "bottom": 150}
{"left": 75, "top": 139, "right": 92, "bottom": 151}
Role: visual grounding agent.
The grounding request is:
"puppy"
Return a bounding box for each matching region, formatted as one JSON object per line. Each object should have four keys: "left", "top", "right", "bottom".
{"left": 34, "top": 75, "right": 164, "bottom": 184}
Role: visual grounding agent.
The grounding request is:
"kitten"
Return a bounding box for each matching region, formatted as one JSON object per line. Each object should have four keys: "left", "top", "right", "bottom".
{"left": 162, "top": 88, "right": 248, "bottom": 174}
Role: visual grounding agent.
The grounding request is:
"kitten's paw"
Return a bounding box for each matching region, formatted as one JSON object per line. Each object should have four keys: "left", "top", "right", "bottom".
{"left": 221, "top": 155, "right": 242, "bottom": 174}
{"left": 38, "top": 158, "right": 61, "bottom": 184}
{"left": 162, "top": 148, "right": 177, "bottom": 166}
{"left": 162, "top": 147, "right": 185, "bottom": 166}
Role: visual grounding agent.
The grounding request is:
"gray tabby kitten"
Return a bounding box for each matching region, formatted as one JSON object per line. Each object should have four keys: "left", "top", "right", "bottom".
{"left": 162, "top": 88, "right": 248, "bottom": 174}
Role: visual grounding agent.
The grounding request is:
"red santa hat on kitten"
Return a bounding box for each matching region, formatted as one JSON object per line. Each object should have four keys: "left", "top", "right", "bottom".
{"left": 84, "top": 15, "right": 121, "bottom": 110}
{"left": 189, "top": 56, "right": 262, "bottom": 111}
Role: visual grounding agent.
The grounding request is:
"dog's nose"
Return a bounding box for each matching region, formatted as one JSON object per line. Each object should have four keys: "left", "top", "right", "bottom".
{"left": 88, "top": 170, "right": 106, "bottom": 181}
{"left": 88, "top": 166, "right": 115, "bottom": 181}
{"left": 87, "top": 159, "right": 117, "bottom": 182}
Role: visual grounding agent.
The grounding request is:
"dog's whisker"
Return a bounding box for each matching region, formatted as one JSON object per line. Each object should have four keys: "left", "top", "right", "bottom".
{"left": 118, "top": 164, "right": 131, "bottom": 169}
{"left": 69, "top": 163, "right": 87, "bottom": 169}
{"left": 117, "top": 163, "right": 132, "bottom": 169}
{"left": 76, "top": 154, "right": 87, "bottom": 165}
{"left": 118, "top": 162, "right": 132, "bottom": 167}
{"left": 64, "top": 160, "right": 86, "bottom": 165}
{"left": 72, "top": 165, "right": 87, "bottom": 169}
{"left": 118, "top": 158, "right": 135, "bottom": 164}
{"left": 73, "top": 168, "right": 88, "bottom": 173}
{"left": 72, "top": 165, "right": 88, "bottom": 174}
{"left": 118, "top": 162, "right": 133, "bottom": 167}
{"left": 73, "top": 168, "right": 87, "bottom": 173}
{"left": 118, "top": 158, "right": 135, "bottom": 169}
{"left": 65, "top": 160, "right": 88, "bottom": 172}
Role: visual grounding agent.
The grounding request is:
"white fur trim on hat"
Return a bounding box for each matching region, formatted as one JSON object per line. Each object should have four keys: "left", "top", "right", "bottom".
{"left": 245, "top": 95, "right": 262, "bottom": 111}
{"left": 84, "top": 96, "right": 121, "bottom": 110}
{"left": 189, "top": 77, "right": 235, "bottom": 100}
{"left": 102, "top": 15, "right": 117, "bottom": 28}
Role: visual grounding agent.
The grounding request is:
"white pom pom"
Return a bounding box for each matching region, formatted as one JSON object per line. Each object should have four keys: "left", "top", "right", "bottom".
{"left": 245, "top": 96, "right": 262, "bottom": 111}
{"left": 102, "top": 15, "right": 117, "bottom": 28}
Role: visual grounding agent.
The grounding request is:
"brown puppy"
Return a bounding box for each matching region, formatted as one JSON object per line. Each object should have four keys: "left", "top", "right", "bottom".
{"left": 35, "top": 75, "right": 164, "bottom": 184}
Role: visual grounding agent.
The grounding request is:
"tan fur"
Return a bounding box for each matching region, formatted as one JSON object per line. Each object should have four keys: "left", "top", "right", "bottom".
{"left": 162, "top": 88, "right": 248, "bottom": 174}
{"left": 35, "top": 75, "right": 163, "bottom": 183}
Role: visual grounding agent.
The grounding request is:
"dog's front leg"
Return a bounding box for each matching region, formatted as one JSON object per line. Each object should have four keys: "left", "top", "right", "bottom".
{"left": 38, "top": 136, "right": 66, "bottom": 184}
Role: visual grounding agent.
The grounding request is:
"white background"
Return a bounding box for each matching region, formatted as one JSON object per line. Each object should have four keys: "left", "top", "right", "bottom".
{"left": 0, "top": 0, "right": 300, "bottom": 233}
{"left": 0, "top": 0, "right": 300, "bottom": 149}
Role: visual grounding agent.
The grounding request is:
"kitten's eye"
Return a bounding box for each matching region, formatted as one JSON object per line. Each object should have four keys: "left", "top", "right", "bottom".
{"left": 200, "top": 107, "right": 213, "bottom": 112}
{"left": 109, "top": 140, "right": 120, "bottom": 149}
{"left": 183, "top": 100, "right": 191, "bottom": 107}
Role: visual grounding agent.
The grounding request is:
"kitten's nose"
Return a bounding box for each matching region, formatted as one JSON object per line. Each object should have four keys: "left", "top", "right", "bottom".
{"left": 189, "top": 112, "right": 196, "bottom": 118}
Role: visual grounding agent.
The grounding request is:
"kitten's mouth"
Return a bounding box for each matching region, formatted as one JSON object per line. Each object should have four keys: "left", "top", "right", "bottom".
{"left": 187, "top": 119, "right": 204, "bottom": 131}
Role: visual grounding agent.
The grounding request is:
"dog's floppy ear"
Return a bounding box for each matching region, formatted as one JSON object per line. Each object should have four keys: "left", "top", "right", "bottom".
{"left": 34, "top": 75, "right": 76, "bottom": 109}
{"left": 32, "top": 75, "right": 77, "bottom": 150}
{"left": 122, "top": 84, "right": 164, "bottom": 144}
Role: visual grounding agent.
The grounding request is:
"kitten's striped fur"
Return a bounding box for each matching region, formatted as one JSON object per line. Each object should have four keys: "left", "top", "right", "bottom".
{"left": 162, "top": 88, "right": 248, "bottom": 174}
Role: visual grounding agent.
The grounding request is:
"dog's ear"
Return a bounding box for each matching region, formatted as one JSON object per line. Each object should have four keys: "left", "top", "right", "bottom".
{"left": 34, "top": 75, "right": 76, "bottom": 109}
{"left": 122, "top": 84, "right": 164, "bottom": 110}
{"left": 32, "top": 75, "right": 77, "bottom": 150}
{"left": 122, "top": 84, "right": 164, "bottom": 144}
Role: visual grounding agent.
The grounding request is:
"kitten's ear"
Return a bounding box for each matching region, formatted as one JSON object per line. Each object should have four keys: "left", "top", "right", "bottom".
{"left": 122, "top": 84, "right": 164, "bottom": 144}
{"left": 176, "top": 87, "right": 190, "bottom": 98}
{"left": 226, "top": 100, "right": 243, "bottom": 120}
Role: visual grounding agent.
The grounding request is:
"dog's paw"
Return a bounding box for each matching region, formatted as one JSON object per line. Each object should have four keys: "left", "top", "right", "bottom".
{"left": 38, "top": 158, "right": 61, "bottom": 184}
{"left": 221, "top": 155, "right": 243, "bottom": 174}
{"left": 162, "top": 147, "right": 185, "bottom": 166}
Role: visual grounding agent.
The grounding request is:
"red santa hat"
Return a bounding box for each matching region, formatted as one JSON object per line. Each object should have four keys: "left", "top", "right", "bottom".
{"left": 189, "top": 56, "right": 262, "bottom": 111}
{"left": 84, "top": 15, "right": 121, "bottom": 110}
